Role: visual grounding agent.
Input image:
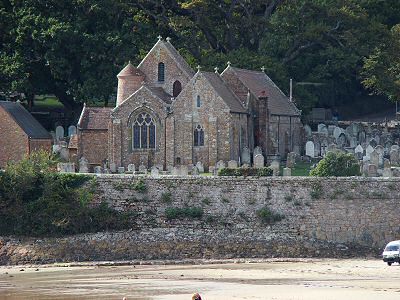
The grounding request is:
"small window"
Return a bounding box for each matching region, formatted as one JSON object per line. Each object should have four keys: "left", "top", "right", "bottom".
{"left": 158, "top": 62, "right": 165, "bottom": 82}
{"left": 194, "top": 124, "right": 204, "bottom": 146}
{"left": 196, "top": 95, "right": 201, "bottom": 107}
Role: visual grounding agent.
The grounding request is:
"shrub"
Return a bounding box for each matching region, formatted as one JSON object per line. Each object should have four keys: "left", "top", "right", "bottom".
{"left": 0, "top": 153, "right": 135, "bottom": 237}
{"left": 165, "top": 206, "right": 204, "bottom": 220}
{"left": 133, "top": 179, "right": 146, "bottom": 192}
{"left": 309, "top": 152, "right": 360, "bottom": 177}
{"left": 161, "top": 192, "right": 172, "bottom": 203}
{"left": 218, "top": 167, "right": 273, "bottom": 177}
{"left": 256, "top": 206, "right": 284, "bottom": 224}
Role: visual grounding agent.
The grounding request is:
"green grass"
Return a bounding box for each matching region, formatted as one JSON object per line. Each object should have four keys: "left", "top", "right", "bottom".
{"left": 200, "top": 172, "right": 213, "bottom": 176}
{"left": 33, "top": 95, "right": 64, "bottom": 109}
{"left": 291, "top": 161, "right": 313, "bottom": 176}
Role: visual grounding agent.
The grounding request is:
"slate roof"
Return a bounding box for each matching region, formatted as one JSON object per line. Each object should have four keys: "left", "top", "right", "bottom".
{"left": 227, "top": 67, "right": 300, "bottom": 116}
{"left": 78, "top": 106, "right": 112, "bottom": 130}
{"left": 202, "top": 72, "right": 247, "bottom": 114}
{"left": 0, "top": 101, "right": 51, "bottom": 139}
{"left": 117, "top": 62, "right": 145, "bottom": 77}
{"left": 148, "top": 86, "right": 173, "bottom": 104}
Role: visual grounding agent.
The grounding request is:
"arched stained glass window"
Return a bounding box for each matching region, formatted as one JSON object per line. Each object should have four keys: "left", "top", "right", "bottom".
{"left": 158, "top": 62, "right": 165, "bottom": 82}
{"left": 194, "top": 124, "right": 204, "bottom": 146}
{"left": 132, "top": 112, "right": 156, "bottom": 149}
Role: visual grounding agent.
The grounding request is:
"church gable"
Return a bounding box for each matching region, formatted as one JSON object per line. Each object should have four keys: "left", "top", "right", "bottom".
{"left": 137, "top": 37, "right": 194, "bottom": 97}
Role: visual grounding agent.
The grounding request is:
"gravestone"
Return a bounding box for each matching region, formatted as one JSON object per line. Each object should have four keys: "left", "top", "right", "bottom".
{"left": 127, "top": 164, "right": 135, "bottom": 173}
{"left": 392, "top": 167, "right": 400, "bottom": 177}
{"left": 241, "top": 146, "right": 251, "bottom": 165}
{"left": 333, "top": 127, "right": 342, "bottom": 140}
{"left": 349, "top": 137, "right": 357, "bottom": 148}
{"left": 55, "top": 126, "right": 64, "bottom": 141}
{"left": 216, "top": 160, "right": 226, "bottom": 170}
{"left": 328, "top": 125, "right": 336, "bottom": 136}
{"left": 305, "top": 141, "right": 315, "bottom": 158}
{"left": 283, "top": 167, "right": 291, "bottom": 177}
{"left": 228, "top": 160, "right": 238, "bottom": 168}
{"left": 209, "top": 166, "right": 217, "bottom": 175}
{"left": 110, "top": 163, "right": 117, "bottom": 173}
{"left": 365, "top": 145, "right": 374, "bottom": 160}
{"left": 320, "top": 141, "right": 328, "bottom": 157}
{"left": 138, "top": 164, "right": 147, "bottom": 174}
{"left": 354, "top": 145, "right": 363, "bottom": 160}
{"left": 57, "top": 162, "right": 75, "bottom": 173}
{"left": 79, "top": 157, "right": 89, "bottom": 173}
{"left": 384, "top": 158, "right": 391, "bottom": 169}
{"left": 270, "top": 160, "right": 280, "bottom": 176}
{"left": 318, "top": 123, "right": 327, "bottom": 134}
{"left": 179, "top": 165, "right": 189, "bottom": 176}
{"left": 151, "top": 166, "right": 159, "bottom": 177}
{"left": 118, "top": 167, "right": 125, "bottom": 174}
{"left": 337, "top": 133, "right": 347, "bottom": 148}
{"left": 369, "top": 139, "right": 378, "bottom": 148}
{"left": 327, "top": 143, "right": 337, "bottom": 153}
{"left": 367, "top": 164, "right": 378, "bottom": 177}
{"left": 383, "top": 168, "right": 392, "bottom": 177}
{"left": 370, "top": 150, "right": 379, "bottom": 167}
{"left": 253, "top": 146, "right": 263, "bottom": 159}
{"left": 390, "top": 149, "right": 399, "bottom": 166}
{"left": 171, "top": 166, "right": 179, "bottom": 176}
{"left": 192, "top": 166, "right": 199, "bottom": 176}
{"left": 375, "top": 145, "right": 384, "bottom": 167}
{"left": 253, "top": 154, "right": 265, "bottom": 168}
{"left": 358, "top": 131, "right": 366, "bottom": 144}
{"left": 391, "top": 145, "right": 400, "bottom": 152}
{"left": 68, "top": 125, "right": 77, "bottom": 137}
{"left": 59, "top": 146, "right": 69, "bottom": 161}
{"left": 94, "top": 166, "right": 102, "bottom": 174}
{"left": 286, "top": 152, "right": 296, "bottom": 168}
{"left": 52, "top": 144, "right": 61, "bottom": 154}
{"left": 304, "top": 125, "right": 312, "bottom": 137}
{"left": 195, "top": 162, "right": 204, "bottom": 173}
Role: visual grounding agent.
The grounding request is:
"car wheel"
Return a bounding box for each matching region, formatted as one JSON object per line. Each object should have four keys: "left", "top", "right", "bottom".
{"left": 387, "top": 262, "right": 392, "bottom": 266}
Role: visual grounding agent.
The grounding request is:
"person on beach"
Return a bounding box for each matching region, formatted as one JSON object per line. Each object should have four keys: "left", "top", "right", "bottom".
{"left": 192, "top": 292, "right": 202, "bottom": 300}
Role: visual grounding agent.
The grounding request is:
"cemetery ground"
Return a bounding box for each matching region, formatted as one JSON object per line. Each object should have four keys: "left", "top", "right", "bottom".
{"left": 1, "top": 259, "right": 399, "bottom": 300}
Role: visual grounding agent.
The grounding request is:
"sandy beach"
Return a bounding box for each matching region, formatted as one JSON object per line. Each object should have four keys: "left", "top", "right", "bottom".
{"left": 0, "top": 259, "right": 399, "bottom": 300}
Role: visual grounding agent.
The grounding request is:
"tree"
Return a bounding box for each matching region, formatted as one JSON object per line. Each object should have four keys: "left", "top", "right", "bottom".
{"left": 310, "top": 152, "right": 360, "bottom": 177}
{"left": 362, "top": 24, "right": 400, "bottom": 102}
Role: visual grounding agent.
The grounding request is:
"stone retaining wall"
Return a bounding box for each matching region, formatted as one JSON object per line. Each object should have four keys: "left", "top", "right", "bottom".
{"left": 1, "top": 175, "right": 399, "bottom": 264}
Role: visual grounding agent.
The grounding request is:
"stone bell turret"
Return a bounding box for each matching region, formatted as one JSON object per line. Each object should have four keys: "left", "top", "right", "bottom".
{"left": 116, "top": 61, "right": 145, "bottom": 107}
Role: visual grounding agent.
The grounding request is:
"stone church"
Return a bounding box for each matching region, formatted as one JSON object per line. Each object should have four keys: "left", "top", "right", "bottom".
{"left": 77, "top": 37, "right": 302, "bottom": 170}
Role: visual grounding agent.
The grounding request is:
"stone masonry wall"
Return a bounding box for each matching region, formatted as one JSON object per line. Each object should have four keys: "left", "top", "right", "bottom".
{"left": 1, "top": 176, "right": 399, "bottom": 264}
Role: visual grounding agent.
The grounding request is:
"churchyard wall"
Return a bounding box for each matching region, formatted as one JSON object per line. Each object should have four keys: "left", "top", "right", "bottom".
{"left": 1, "top": 175, "right": 399, "bottom": 264}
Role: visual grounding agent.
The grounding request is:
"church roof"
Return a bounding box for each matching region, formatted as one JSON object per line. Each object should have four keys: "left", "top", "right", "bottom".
{"left": 225, "top": 67, "right": 300, "bottom": 116}
{"left": 202, "top": 72, "right": 247, "bottom": 114}
{"left": 138, "top": 39, "right": 195, "bottom": 78}
{"left": 78, "top": 106, "right": 112, "bottom": 130}
{"left": 0, "top": 101, "right": 51, "bottom": 139}
{"left": 148, "top": 86, "right": 173, "bottom": 104}
{"left": 117, "top": 62, "right": 144, "bottom": 77}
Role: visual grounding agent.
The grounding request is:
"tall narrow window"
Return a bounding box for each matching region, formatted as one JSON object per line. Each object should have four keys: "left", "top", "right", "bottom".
{"left": 158, "top": 62, "right": 165, "bottom": 82}
{"left": 132, "top": 112, "right": 156, "bottom": 149}
{"left": 196, "top": 95, "right": 201, "bottom": 107}
{"left": 194, "top": 124, "right": 204, "bottom": 146}
{"left": 173, "top": 80, "right": 182, "bottom": 97}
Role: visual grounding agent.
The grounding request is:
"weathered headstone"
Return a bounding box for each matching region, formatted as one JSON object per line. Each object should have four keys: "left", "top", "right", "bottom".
{"left": 270, "top": 160, "right": 280, "bottom": 176}
{"left": 57, "top": 162, "right": 75, "bottom": 173}
{"left": 318, "top": 123, "right": 328, "bottom": 134}
{"left": 150, "top": 166, "right": 159, "bottom": 177}
{"left": 118, "top": 167, "right": 125, "bottom": 174}
{"left": 354, "top": 145, "right": 363, "bottom": 160}
{"left": 282, "top": 167, "right": 291, "bottom": 177}
{"left": 216, "top": 160, "right": 226, "bottom": 170}
{"left": 79, "top": 157, "right": 89, "bottom": 173}
{"left": 127, "top": 164, "right": 135, "bottom": 173}
{"left": 384, "top": 158, "right": 391, "bottom": 169}
{"left": 209, "top": 166, "right": 216, "bottom": 175}
{"left": 370, "top": 150, "right": 379, "bottom": 168}
{"left": 286, "top": 152, "right": 296, "bottom": 168}
{"left": 253, "top": 154, "right": 265, "bottom": 168}
{"left": 138, "top": 164, "right": 147, "bottom": 174}
{"left": 110, "top": 163, "right": 117, "bottom": 173}
{"left": 333, "top": 127, "right": 342, "bottom": 140}
{"left": 367, "top": 164, "right": 378, "bottom": 177}
{"left": 304, "top": 125, "right": 312, "bottom": 137}
{"left": 68, "top": 125, "right": 77, "bottom": 137}
{"left": 227, "top": 160, "right": 238, "bottom": 168}
{"left": 383, "top": 168, "right": 392, "bottom": 177}
{"left": 59, "top": 146, "right": 69, "bottom": 161}
{"left": 369, "top": 139, "right": 378, "bottom": 148}
{"left": 391, "top": 145, "right": 400, "bottom": 152}
{"left": 241, "top": 146, "right": 251, "bottom": 165}
{"left": 327, "top": 143, "right": 337, "bottom": 153}
{"left": 171, "top": 166, "right": 179, "bottom": 176}
{"left": 94, "top": 166, "right": 102, "bottom": 174}
{"left": 195, "top": 161, "right": 204, "bottom": 173}
{"left": 365, "top": 145, "right": 374, "bottom": 160}
{"left": 375, "top": 145, "right": 384, "bottom": 167}
{"left": 55, "top": 126, "right": 64, "bottom": 141}
{"left": 337, "top": 133, "right": 347, "bottom": 148}
{"left": 390, "top": 149, "right": 399, "bottom": 166}
{"left": 191, "top": 166, "right": 199, "bottom": 176}
{"left": 305, "top": 141, "right": 315, "bottom": 158}
{"left": 253, "top": 146, "right": 263, "bottom": 159}
{"left": 179, "top": 165, "right": 189, "bottom": 176}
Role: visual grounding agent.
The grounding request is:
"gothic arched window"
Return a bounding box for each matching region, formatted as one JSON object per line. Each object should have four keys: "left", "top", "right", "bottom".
{"left": 132, "top": 112, "right": 156, "bottom": 149}
{"left": 196, "top": 95, "right": 201, "bottom": 107}
{"left": 173, "top": 80, "right": 182, "bottom": 97}
{"left": 194, "top": 124, "right": 204, "bottom": 146}
{"left": 158, "top": 62, "right": 165, "bottom": 82}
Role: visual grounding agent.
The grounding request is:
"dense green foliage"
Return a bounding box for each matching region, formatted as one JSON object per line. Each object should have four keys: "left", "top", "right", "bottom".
{"left": 310, "top": 152, "right": 361, "bottom": 177}
{"left": 1, "top": 0, "right": 399, "bottom": 112}
{"left": 0, "top": 151, "right": 135, "bottom": 236}
{"left": 218, "top": 167, "right": 273, "bottom": 177}
{"left": 256, "top": 206, "right": 285, "bottom": 224}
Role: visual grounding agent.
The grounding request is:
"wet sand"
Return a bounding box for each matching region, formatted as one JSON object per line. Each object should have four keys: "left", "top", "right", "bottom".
{"left": 0, "top": 259, "right": 399, "bottom": 300}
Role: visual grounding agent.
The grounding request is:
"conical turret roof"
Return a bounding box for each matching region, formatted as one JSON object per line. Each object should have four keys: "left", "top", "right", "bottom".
{"left": 117, "top": 62, "right": 144, "bottom": 77}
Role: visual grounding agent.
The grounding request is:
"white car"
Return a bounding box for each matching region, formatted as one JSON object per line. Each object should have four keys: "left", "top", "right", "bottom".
{"left": 382, "top": 240, "right": 400, "bottom": 266}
